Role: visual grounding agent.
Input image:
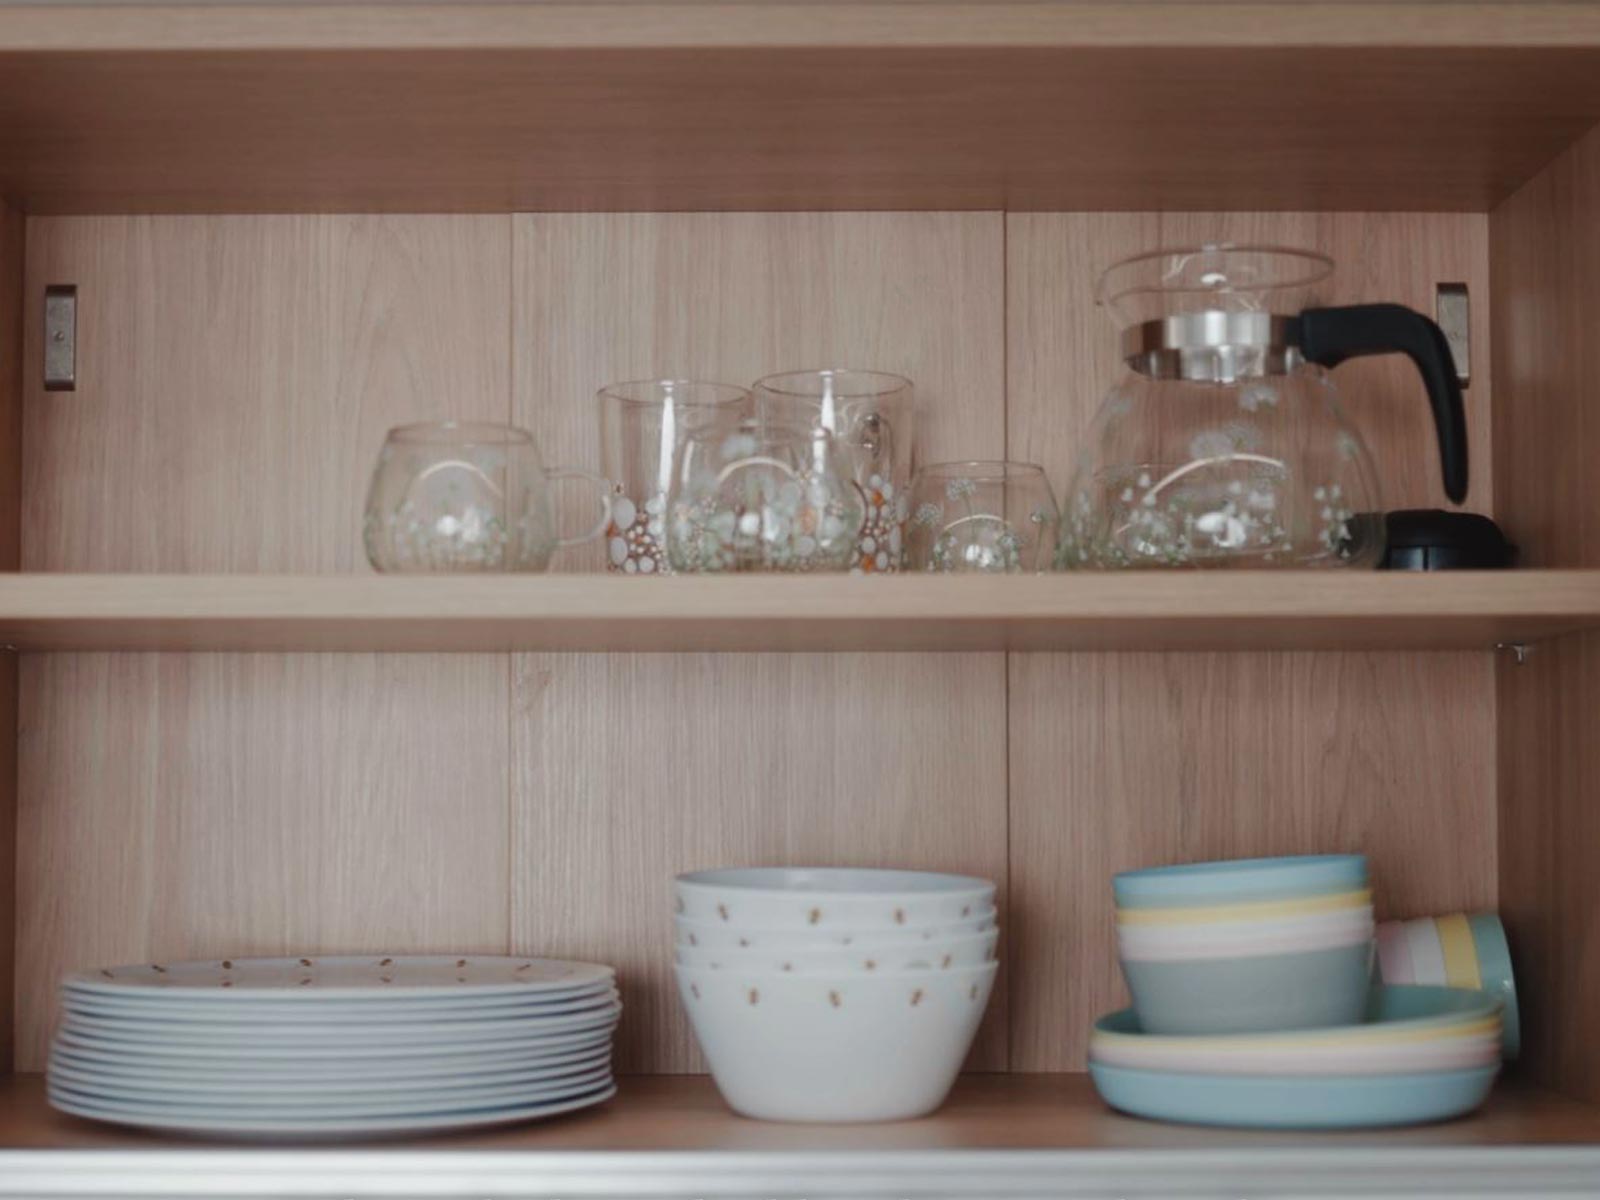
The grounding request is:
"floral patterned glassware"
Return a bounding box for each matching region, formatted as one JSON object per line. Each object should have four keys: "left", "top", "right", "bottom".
{"left": 905, "top": 462, "right": 1060, "bottom": 573}
{"left": 598, "top": 380, "right": 752, "bottom": 575}
{"left": 363, "top": 422, "right": 610, "bottom": 572}
{"left": 665, "top": 417, "right": 865, "bottom": 573}
{"left": 752, "top": 369, "right": 915, "bottom": 573}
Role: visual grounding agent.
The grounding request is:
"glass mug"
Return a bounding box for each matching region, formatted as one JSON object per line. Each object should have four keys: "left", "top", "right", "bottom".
{"left": 363, "top": 422, "right": 610, "bottom": 572}
{"left": 597, "top": 380, "right": 751, "bottom": 575}
{"left": 905, "top": 461, "right": 1061, "bottom": 573}
{"left": 664, "top": 416, "right": 865, "bottom": 573}
{"left": 752, "top": 369, "right": 915, "bottom": 573}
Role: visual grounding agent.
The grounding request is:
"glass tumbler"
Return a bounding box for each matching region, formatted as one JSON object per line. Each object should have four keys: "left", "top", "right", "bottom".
{"left": 665, "top": 417, "right": 865, "bottom": 573}
{"left": 752, "top": 369, "right": 915, "bottom": 573}
{"left": 905, "top": 461, "right": 1061, "bottom": 573}
{"left": 598, "top": 380, "right": 751, "bottom": 574}
{"left": 363, "top": 422, "right": 611, "bottom": 572}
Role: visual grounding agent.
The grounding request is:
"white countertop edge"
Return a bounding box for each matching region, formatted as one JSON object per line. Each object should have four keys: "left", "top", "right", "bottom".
{"left": 1, "top": 1147, "right": 1599, "bottom": 1198}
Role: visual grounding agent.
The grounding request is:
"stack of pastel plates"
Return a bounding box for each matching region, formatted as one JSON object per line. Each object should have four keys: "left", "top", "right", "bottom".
{"left": 1089, "top": 985, "right": 1503, "bottom": 1129}
{"left": 48, "top": 955, "right": 620, "bottom": 1138}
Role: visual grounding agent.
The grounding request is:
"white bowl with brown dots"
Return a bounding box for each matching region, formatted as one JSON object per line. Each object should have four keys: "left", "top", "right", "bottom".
{"left": 674, "top": 868, "right": 996, "bottom": 930}
{"left": 673, "top": 910, "right": 995, "bottom": 951}
{"left": 675, "top": 928, "right": 998, "bottom": 974}
{"left": 674, "top": 961, "right": 998, "bottom": 1122}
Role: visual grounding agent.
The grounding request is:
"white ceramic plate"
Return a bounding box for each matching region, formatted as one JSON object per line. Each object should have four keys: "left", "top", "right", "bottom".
{"left": 48, "top": 1064, "right": 614, "bottom": 1115}
{"left": 60, "top": 988, "right": 619, "bottom": 1024}
{"left": 49, "top": 1034, "right": 613, "bottom": 1081}
{"left": 57, "top": 1006, "right": 621, "bottom": 1049}
{"left": 62, "top": 980, "right": 616, "bottom": 1014}
{"left": 47, "top": 1081, "right": 618, "bottom": 1138}
{"left": 65, "top": 956, "right": 614, "bottom": 1001}
{"left": 52, "top": 1020, "right": 617, "bottom": 1061}
{"left": 48, "top": 1049, "right": 611, "bottom": 1094}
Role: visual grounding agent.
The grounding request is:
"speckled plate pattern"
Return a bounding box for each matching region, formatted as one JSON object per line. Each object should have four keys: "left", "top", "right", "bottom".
{"left": 65, "top": 956, "right": 614, "bottom": 1000}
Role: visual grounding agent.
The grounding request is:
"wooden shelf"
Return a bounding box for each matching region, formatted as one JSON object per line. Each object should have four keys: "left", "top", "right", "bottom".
{"left": 4, "top": 3, "right": 1600, "bottom": 213}
{"left": 1, "top": 1074, "right": 1598, "bottom": 1197}
{"left": 0, "top": 571, "right": 1596, "bottom": 654}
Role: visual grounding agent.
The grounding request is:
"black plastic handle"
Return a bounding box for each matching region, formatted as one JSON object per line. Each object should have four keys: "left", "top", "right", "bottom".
{"left": 1296, "top": 303, "right": 1469, "bottom": 504}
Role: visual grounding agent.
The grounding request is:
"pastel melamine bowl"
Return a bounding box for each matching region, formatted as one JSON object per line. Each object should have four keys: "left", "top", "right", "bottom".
{"left": 1115, "top": 906, "right": 1373, "bottom": 960}
{"left": 1113, "top": 855, "right": 1367, "bottom": 910}
{"left": 674, "top": 961, "right": 996, "bottom": 1122}
{"left": 675, "top": 868, "right": 995, "bottom": 930}
{"left": 1468, "top": 913, "right": 1521, "bottom": 1060}
{"left": 1121, "top": 938, "right": 1374, "bottom": 1035}
{"left": 675, "top": 928, "right": 998, "bottom": 973}
{"left": 1116, "top": 919, "right": 1372, "bottom": 964}
{"left": 674, "top": 911, "right": 995, "bottom": 951}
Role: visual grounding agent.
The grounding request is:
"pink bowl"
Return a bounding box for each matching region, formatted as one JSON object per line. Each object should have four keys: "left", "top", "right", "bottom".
{"left": 1376, "top": 920, "right": 1415, "bottom": 983}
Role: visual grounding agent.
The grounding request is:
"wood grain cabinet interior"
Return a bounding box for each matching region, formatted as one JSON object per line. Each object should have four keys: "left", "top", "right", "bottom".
{"left": 1, "top": 3, "right": 1600, "bottom": 1195}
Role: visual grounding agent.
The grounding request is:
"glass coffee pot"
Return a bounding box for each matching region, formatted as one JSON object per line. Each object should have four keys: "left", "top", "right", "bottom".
{"left": 1058, "top": 245, "right": 1467, "bottom": 569}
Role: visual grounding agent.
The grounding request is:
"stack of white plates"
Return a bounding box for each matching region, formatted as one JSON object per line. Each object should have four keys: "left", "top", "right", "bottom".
{"left": 47, "top": 955, "right": 620, "bottom": 1137}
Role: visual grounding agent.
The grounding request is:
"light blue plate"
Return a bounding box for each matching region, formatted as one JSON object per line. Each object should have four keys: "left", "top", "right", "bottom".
{"left": 1113, "top": 855, "right": 1367, "bottom": 909}
{"left": 1088, "top": 1061, "right": 1499, "bottom": 1129}
{"left": 1468, "top": 913, "right": 1521, "bottom": 1060}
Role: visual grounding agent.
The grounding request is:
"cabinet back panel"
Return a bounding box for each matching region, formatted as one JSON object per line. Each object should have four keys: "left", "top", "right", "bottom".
{"left": 14, "top": 211, "right": 1496, "bottom": 1072}
{"left": 1492, "top": 123, "right": 1600, "bottom": 1102}
{"left": 1005, "top": 212, "right": 1497, "bottom": 1069}
{"left": 508, "top": 213, "right": 1009, "bottom": 1072}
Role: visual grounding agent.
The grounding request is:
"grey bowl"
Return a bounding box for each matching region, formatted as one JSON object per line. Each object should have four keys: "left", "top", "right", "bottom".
{"left": 1121, "top": 940, "right": 1374, "bottom": 1035}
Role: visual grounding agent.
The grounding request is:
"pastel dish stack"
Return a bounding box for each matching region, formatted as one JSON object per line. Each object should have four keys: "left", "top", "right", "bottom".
{"left": 1113, "top": 854, "right": 1375, "bottom": 1034}
{"left": 1091, "top": 854, "right": 1506, "bottom": 1129}
{"left": 1089, "top": 984, "right": 1503, "bottom": 1129}
{"left": 1376, "top": 911, "right": 1521, "bottom": 1058}
{"left": 673, "top": 867, "right": 999, "bottom": 1122}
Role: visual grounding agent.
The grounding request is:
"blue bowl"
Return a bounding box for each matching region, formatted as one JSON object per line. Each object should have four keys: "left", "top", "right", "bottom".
{"left": 1088, "top": 1061, "right": 1499, "bottom": 1129}
{"left": 1120, "top": 940, "right": 1373, "bottom": 1035}
{"left": 1114, "top": 854, "right": 1367, "bottom": 909}
{"left": 1468, "top": 913, "right": 1521, "bottom": 1059}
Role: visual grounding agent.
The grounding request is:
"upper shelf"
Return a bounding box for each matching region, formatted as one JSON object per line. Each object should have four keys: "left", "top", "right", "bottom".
{"left": 3, "top": 2, "right": 1600, "bottom": 214}
{"left": 0, "top": 571, "right": 1596, "bottom": 653}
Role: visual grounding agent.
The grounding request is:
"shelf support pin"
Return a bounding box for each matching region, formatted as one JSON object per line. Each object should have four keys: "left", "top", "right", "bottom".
{"left": 1496, "top": 641, "right": 1531, "bottom": 666}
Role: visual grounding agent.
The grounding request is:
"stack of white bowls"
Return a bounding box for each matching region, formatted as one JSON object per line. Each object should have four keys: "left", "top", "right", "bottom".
{"left": 673, "top": 867, "right": 999, "bottom": 1122}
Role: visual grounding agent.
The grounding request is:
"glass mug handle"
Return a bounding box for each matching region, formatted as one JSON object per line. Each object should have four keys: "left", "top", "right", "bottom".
{"left": 546, "top": 468, "right": 614, "bottom": 549}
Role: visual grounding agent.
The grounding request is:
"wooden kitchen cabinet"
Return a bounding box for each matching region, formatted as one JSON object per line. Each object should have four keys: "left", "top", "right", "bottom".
{"left": 1, "top": 4, "right": 1599, "bottom": 1195}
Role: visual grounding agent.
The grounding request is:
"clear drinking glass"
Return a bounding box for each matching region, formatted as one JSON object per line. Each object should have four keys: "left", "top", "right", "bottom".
{"left": 598, "top": 380, "right": 751, "bottom": 575}
{"left": 665, "top": 416, "right": 865, "bottom": 573}
{"left": 363, "top": 422, "right": 610, "bottom": 572}
{"left": 752, "top": 369, "right": 915, "bottom": 573}
{"left": 905, "top": 462, "right": 1061, "bottom": 573}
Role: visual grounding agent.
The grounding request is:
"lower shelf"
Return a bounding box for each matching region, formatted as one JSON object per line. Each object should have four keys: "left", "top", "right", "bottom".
{"left": 2, "top": 1074, "right": 1599, "bottom": 1197}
